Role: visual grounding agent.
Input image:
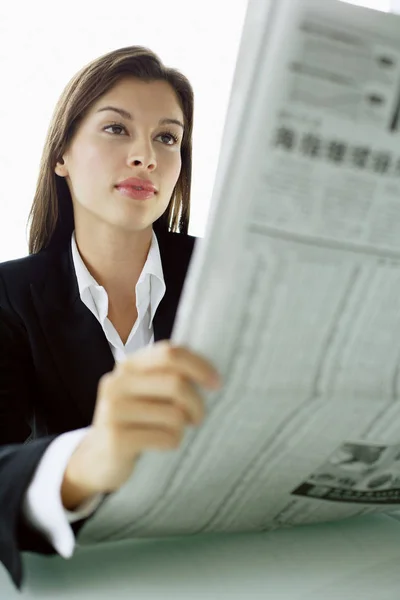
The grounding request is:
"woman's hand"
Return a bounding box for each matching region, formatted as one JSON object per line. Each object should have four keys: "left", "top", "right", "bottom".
{"left": 61, "top": 341, "right": 220, "bottom": 509}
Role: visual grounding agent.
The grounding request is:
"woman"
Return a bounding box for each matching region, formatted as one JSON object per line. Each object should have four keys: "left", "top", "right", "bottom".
{"left": 0, "top": 46, "right": 221, "bottom": 589}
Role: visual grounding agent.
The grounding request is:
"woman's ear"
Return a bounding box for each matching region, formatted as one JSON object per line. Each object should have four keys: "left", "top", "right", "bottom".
{"left": 55, "top": 157, "right": 68, "bottom": 177}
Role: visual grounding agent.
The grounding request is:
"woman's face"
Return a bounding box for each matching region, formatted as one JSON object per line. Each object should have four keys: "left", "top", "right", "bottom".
{"left": 55, "top": 76, "right": 184, "bottom": 235}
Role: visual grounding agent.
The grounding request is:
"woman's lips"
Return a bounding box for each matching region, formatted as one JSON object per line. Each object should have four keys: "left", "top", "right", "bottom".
{"left": 115, "top": 185, "right": 156, "bottom": 200}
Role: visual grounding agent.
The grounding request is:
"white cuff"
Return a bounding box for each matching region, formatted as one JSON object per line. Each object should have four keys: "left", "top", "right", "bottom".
{"left": 22, "top": 427, "right": 103, "bottom": 558}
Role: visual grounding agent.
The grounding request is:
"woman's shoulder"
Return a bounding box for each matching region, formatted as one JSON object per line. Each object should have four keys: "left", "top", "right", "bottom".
{"left": 0, "top": 250, "right": 53, "bottom": 287}
{"left": 0, "top": 249, "right": 59, "bottom": 310}
{"left": 155, "top": 231, "right": 198, "bottom": 290}
{"left": 161, "top": 230, "right": 197, "bottom": 251}
{"left": 156, "top": 230, "right": 196, "bottom": 260}
{"left": 158, "top": 231, "right": 197, "bottom": 270}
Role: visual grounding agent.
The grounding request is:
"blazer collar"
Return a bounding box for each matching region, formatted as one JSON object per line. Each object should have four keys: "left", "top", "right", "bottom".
{"left": 30, "top": 230, "right": 195, "bottom": 426}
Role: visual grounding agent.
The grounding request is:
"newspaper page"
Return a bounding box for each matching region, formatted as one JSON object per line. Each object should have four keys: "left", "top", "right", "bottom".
{"left": 79, "top": 0, "right": 400, "bottom": 545}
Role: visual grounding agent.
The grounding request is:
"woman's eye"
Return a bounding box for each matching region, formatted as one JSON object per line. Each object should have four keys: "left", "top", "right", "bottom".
{"left": 103, "top": 123, "right": 127, "bottom": 135}
{"left": 156, "top": 132, "right": 179, "bottom": 145}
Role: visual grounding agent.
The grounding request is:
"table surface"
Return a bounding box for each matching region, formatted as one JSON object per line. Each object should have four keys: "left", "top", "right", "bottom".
{"left": 2, "top": 514, "right": 400, "bottom": 599}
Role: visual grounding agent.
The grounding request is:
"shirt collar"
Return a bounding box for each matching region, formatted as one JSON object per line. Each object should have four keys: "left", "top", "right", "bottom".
{"left": 71, "top": 230, "right": 166, "bottom": 327}
{"left": 71, "top": 231, "right": 99, "bottom": 298}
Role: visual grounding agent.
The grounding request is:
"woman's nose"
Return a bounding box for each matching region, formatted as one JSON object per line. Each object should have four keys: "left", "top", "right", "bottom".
{"left": 127, "top": 139, "right": 157, "bottom": 171}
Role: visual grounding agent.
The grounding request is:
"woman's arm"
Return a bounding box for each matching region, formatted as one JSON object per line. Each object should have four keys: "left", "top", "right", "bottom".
{"left": 0, "top": 303, "right": 69, "bottom": 589}
{"left": 22, "top": 427, "right": 104, "bottom": 556}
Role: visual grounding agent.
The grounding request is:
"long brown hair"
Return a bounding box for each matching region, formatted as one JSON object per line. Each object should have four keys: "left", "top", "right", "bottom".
{"left": 27, "top": 46, "right": 194, "bottom": 254}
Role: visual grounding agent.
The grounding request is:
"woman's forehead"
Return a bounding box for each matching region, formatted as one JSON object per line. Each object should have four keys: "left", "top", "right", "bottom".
{"left": 91, "top": 77, "right": 184, "bottom": 119}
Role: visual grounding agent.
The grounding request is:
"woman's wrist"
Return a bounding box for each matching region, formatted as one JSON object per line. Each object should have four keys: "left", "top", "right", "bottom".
{"left": 60, "top": 434, "right": 102, "bottom": 510}
{"left": 61, "top": 470, "right": 99, "bottom": 511}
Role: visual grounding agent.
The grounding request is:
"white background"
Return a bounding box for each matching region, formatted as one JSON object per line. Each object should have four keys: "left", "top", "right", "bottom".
{"left": 0, "top": 0, "right": 397, "bottom": 261}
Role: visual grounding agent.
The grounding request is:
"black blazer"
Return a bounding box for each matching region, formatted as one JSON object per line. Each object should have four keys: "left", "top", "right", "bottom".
{"left": 0, "top": 229, "right": 195, "bottom": 589}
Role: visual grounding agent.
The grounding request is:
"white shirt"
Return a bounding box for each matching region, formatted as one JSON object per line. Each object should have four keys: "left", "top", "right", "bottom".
{"left": 22, "top": 229, "right": 166, "bottom": 559}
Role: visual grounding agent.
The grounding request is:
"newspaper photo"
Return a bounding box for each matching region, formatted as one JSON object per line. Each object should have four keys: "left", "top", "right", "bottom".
{"left": 79, "top": 0, "right": 400, "bottom": 545}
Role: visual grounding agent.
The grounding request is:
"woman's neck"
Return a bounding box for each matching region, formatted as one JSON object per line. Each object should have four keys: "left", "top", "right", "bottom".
{"left": 74, "top": 224, "right": 153, "bottom": 304}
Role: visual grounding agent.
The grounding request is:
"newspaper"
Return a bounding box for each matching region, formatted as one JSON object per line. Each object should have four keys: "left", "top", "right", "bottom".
{"left": 79, "top": 0, "right": 400, "bottom": 545}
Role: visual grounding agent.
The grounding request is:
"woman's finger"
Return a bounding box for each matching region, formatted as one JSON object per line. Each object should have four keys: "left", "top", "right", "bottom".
{"left": 121, "top": 342, "right": 221, "bottom": 390}
{"left": 112, "top": 397, "right": 189, "bottom": 431}
{"left": 100, "top": 372, "right": 205, "bottom": 424}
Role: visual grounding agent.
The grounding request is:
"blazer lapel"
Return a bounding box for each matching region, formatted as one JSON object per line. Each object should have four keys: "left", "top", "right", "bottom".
{"left": 31, "top": 244, "right": 115, "bottom": 426}
{"left": 153, "top": 231, "right": 195, "bottom": 342}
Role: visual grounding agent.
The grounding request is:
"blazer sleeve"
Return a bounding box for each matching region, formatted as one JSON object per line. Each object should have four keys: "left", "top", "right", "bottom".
{"left": 0, "top": 282, "right": 87, "bottom": 590}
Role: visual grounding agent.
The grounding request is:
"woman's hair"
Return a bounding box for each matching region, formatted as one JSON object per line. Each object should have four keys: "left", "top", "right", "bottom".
{"left": 27, "top": 46, "right": 194, "bottom": 254}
